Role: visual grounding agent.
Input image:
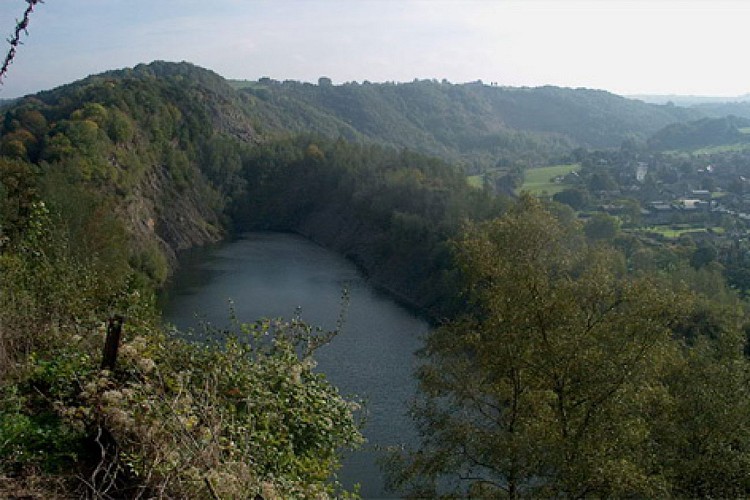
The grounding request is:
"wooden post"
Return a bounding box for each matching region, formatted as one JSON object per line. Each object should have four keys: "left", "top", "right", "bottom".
{"left": 203, "top": 477, "right": 221, "bottom": 499}
{"left": 101, "top": 315, "right": 124, "bottom": 370}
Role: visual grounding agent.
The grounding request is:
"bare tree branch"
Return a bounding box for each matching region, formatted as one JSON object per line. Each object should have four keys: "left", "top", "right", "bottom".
{"left": 0, "top": 0, "right": 43, "bottom": 84}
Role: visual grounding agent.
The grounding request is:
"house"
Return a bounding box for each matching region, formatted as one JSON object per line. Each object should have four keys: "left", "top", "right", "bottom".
{"left": 690, "top": 190, "right": 712, "bottom": 201}
{"left": 636, "top": 162, "right": 648, "bottom": 183}
{"left": 675, "top": 199, "right": 710, "bottom": 211}
{"left": 644, "top": 201, "right": 675, "bottom": 224}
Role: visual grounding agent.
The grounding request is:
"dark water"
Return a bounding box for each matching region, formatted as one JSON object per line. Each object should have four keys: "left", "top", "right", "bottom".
{"left": 161, "top": 232, "right": 428, "bottom": 498}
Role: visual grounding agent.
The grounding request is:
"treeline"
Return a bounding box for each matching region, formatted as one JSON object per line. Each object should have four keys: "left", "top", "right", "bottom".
{"left": 234, "top": 135, "right": 507, "bottom": 314}
{"left": 1, "top": 61, "right": 512, "bottom": 315}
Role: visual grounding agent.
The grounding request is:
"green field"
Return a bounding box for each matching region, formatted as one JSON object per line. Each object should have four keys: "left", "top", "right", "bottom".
{"left": 467, "top": 174, "right": 484, "bottom": 188}
{"left": 691, "top": 143, "right": 750, "bottom": 154}
{"left": 637, "top": 225, "right": 725, "bottom": 239}
{"left": 520, "top": 164, "right": 581, "bottom": 195}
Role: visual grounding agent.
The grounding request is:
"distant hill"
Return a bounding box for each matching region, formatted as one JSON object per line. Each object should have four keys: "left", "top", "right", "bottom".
{"left": 691, "top": 101, "right": 750, "bottom": 121}
{"left": 236, "top": 78, "right": 702, "bottom": 168}
{"left": 0, "top": 97, "right": 18, "bottom": 108}
{"left": 647, "top": 115, "right": 750, "bottom": 151}
{"left": 0, "top": 60, "right": 507, "bottom": 314}
{"left": 627, "top": 94, "right": 750, "bottom": 122}
{"left": 629, "top": 94, "right": 750, "bottom": 106}
{"left": 8, "top": 61, "right": 709, "bottom": 172}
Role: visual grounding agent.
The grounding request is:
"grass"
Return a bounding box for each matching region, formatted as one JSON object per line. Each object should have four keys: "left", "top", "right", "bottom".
{"left": 520, "top": 164, "right": 581, "bottom": 195}
{"left": 638, "top": 225, "right": 718, "bottom": 239}
{"left": 662, "top": 141, "right": 750, "bottom": 155}
{"left": 691, "top": 143, "right": 750, "bottom": 154}
{"left": 466, "top": 166, "right": 508, "bottom": 189}
{"left": 466, "top": 174, "right": 484, "bottom": 189}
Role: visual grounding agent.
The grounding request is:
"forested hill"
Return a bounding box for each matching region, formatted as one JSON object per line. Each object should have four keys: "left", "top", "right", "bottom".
{"left": 647, "top": 114, "right": 750, "bottom": 151}
{"left": 234, "top": 76, "right": 702, "bottom": 162}
{"left": 17, "top": 61, "right": 705, "bottom": 169}
{"left": 35, "top": 60, "right": 263, "bottom": 144}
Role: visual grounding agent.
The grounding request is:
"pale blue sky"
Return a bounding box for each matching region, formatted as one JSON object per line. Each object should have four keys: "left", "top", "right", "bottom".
{"left": 1, "top": 0, "right": 749, "bottom": 98}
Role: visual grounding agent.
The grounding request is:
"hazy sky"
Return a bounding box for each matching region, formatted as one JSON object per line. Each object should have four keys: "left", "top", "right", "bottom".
{"left": 0, "top": 0, "right": 748, "bottom": 98}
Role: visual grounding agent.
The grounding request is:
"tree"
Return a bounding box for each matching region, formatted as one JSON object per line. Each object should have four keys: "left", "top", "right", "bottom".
{"left": 0, "top": 0, "right": 42, "bottom": 83}
{"left": 690, "top": 244, "right": 717, "bottom": 270}
{"left": 653, "top": 314, "right": 750, "bottom": 497}
{"left": 386, "top": 196, "right": 710, "bottom": 498}
{"left": 584, "top": 212, "right": 620, "bottom": 240}
{"left": 586, "top": 170, "right": 617, "bottom": 192}
{"left": 552, "top": 187, "right": 588, "bottom": 210}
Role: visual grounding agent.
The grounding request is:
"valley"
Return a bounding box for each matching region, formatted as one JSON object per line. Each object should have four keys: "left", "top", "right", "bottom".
{"left": 3, "top": 61, "right": 750, "bottom": 498}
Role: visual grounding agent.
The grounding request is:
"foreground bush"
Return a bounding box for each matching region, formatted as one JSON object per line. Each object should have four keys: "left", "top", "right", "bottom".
{"left": 0, "top": 204, "right": 363, "bottom": 498}
{"left": 1, "top": 311, "right": 363, "bottom": 498}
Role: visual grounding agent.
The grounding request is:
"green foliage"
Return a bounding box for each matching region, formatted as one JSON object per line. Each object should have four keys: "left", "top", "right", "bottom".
{"left": 584, "top": 212, "right": 621, "bottom": 240}
{"left": 653, "top": 325, "right": 750, "bottom": 497}
{"left": 388, "top": 197, "right": 750, "bottom": 498}
{"left": 38, "top": 315, "right": 364, "bottom": 499}
{"left": 0, "top": 196, "right": 142, "bottom": 483}
{"left": 0, "top": 385, "right": 86, "bottom": 473}
{"left": 0, "top": 200, "right": 131, "bottom": 369}
{"left": 105, "top": 108, "right": 135, "bottom": 144}
{"left": 0, "top": 157, "right": 37, "bottom": 242}
{"left": 129, "top": 241, "right": 170, "bottom": 286}
{"left": 0, "top": 113, "right": 362, "bottom": 498}
{"left": 552, "top": 187, "right": 589, "bottom": 210}
{"left": 690, "top": 244, "right": 718, "bottom": 269}
{"left": 3, "top": 59, "right": 749, "bottom": 498}
{"left": 0, "top": 201, "right": 362, "bottom": 497}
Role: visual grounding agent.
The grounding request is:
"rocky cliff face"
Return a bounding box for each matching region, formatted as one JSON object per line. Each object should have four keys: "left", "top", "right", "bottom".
{"left": 124, "top": 163, "right": 224, "bottom": 265}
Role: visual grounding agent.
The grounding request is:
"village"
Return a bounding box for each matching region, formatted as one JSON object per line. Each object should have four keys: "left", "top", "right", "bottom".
{"left": 514, "top": 145, "right": 750, "bottom": 295}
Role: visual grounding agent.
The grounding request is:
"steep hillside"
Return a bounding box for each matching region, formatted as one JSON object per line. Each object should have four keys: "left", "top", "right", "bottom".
{"left": 1, "top": 62, "right": 263, "bottom": 275}
{"left": 0, "top": 60, "right": 717, "bottom": 285}
{"left": 0, "top": 61, "right": 368, "bottom": 498}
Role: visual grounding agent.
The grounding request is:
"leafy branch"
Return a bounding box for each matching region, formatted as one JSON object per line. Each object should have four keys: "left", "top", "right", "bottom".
{"left": 0, "top": 0, "right": 43, "bottom": 84}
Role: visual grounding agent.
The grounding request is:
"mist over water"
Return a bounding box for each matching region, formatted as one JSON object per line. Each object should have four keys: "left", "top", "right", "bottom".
{"left": 161, "top": 232, "right": 428, "bottom": 498}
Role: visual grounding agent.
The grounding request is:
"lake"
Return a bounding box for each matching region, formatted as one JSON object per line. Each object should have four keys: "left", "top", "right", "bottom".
{"left": 161, "top": 232, "right": 428, "bottom": 498}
